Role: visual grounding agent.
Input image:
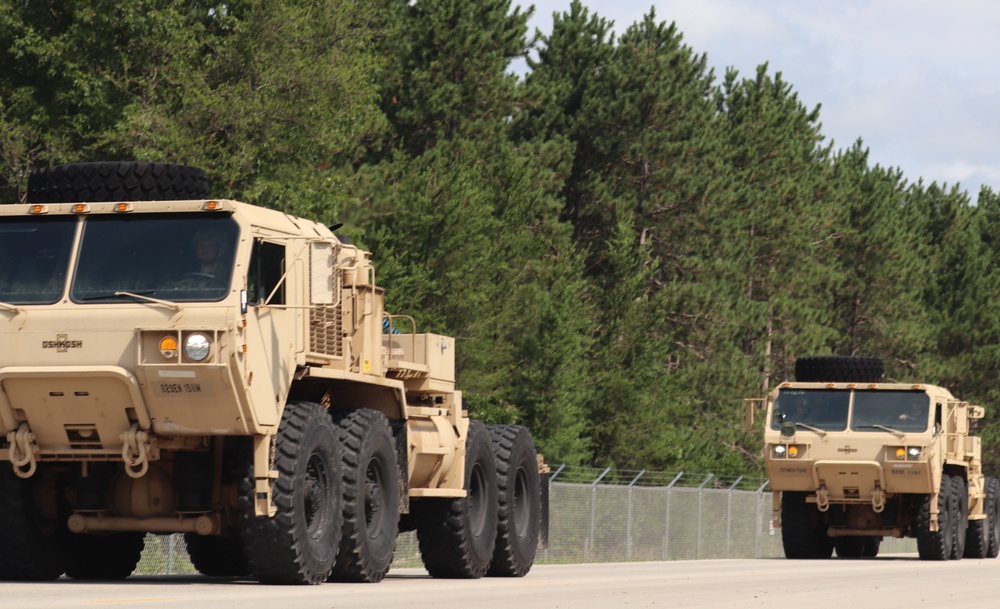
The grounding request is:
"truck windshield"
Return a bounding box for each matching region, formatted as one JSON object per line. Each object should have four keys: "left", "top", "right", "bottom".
{"left": 0, "top": 217, "right": 77, "bottom": 304}
{"left": 770, "top": 389, "right": 850, "bottom": 431}
{"left": 771, "top": 389, "right": 851, "bottom": 431}
{"left": 851, "top": 390, "right": 929, "bottom": 433}
{"left": 71, "top": 213, "right": 239, "bottom": 303}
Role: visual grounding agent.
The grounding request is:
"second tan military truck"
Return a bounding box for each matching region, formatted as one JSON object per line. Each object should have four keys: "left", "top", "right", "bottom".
{"left": 752, "top": 356, "right": 1000, "bottom": 560}
{"left": 0, "top": 162, "right": 545, "bottom": 583}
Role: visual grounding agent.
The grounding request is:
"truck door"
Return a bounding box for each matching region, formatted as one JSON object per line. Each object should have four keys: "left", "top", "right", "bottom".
{"left": 244, "top": 238, "right": 296, "bottom": 426}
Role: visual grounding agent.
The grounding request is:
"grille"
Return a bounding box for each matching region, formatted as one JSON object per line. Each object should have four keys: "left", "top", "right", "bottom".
{"left": 309, "top": 304, "right": 343, "bottom": 358}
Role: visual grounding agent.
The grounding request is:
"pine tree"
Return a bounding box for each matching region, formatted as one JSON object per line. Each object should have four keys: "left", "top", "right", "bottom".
{"left": 818, "top": 143, "right": 925, "bottom": 372}
{"left": 372, "top": 0, "right": 530, "bottom": 157}
{"left": 0, "top": 0, "right": 387, "bottom": 221}
{"left": 348, "top": 0, "right": 591, "bottom": 464}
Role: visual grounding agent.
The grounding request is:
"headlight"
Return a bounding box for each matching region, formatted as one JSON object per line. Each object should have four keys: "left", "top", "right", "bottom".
{"left": 907, "top": 447, "right": 921, "bottom": 460}
{"left": 184, "top": 333, "right": 211, "bottom": 361}
{"left": 773, "top": 445, "right": 802, "bottom": 458}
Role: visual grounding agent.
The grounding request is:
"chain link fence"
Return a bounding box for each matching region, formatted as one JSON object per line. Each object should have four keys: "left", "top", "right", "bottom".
{"left": 132, "top": 465, "right": 916, "bottom": 574}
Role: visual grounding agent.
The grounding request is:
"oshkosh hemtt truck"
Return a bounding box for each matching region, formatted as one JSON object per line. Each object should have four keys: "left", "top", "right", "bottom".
{"left": 0, "top": 162, "right": 544, "bottom": 584}
{"left": 753, "top": 356, "right": 1000, "bottom": 560}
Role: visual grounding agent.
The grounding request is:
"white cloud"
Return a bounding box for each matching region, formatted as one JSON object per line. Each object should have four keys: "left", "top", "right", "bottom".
{"left": 518, "top": 0, "right": 1000, "bottom": 196}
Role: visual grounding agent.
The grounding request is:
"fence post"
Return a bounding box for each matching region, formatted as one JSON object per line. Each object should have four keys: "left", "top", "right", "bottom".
{"left": 726, "top": 476, "right": 743, "bottom": 558}
{"left": 626, "top": 470, "right": 645, "bottom": 561}
{"left": 544, "top": 464, "right": 566, "bottom": 562}
{"left": 755, "top": 480, "right": 769, "bottom": 558}
{"left": 588, "top": 467, "right": 611, "bottom": 558}
{"left": 663, "top": 471, "right": 683, "bottom": 560}
{"left": 696, "top": 474, "right": 713, "bottom": 559}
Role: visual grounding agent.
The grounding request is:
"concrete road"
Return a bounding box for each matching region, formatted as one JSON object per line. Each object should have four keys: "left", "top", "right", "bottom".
{"left": 5, "top": 555, "right": 999, "bottom": 609}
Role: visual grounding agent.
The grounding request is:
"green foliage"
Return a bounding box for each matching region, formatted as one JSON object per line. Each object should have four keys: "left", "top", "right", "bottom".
{"left": 0, "top": 0, "right": 386, "bottom": 218}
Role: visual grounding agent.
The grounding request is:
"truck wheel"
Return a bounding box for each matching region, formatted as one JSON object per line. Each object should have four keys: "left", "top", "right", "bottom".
{"left": 916, "top": 474, "right": 953, "bottom": 560}
{"left": 328, "top": 408, "right": 399, "bottom": 583}
{"left": 415, "top": 420, "right": 498, "bottom": 578}
{"left": 780, "top": 491, "right": 831, "bottom": 558}
{"left": 987, "top": 478, "right": 1000, "bottom": 558}
{"left": 65, "top": 532, "right": 145, "bottom": 580}
{"left": 0, "top": 468, "right": 67, "bottom": 580}
{"left": 184, "top": 534, "right": 250, "bottom": 576}
{"left": 486, "top": 424, "right": 541, "bottom": 577}
{"left": 26, "top": 162, "right": 210, "bottom": 203}
{"left": 794, "top": 356, "right": 884, "bottom": 383}
{"left": 834, "top": 536, "right": 867, "bottom": 558}
{"left": 241, "top": 401, "right": 343, "bottom": 584}
{"left": 862, "top": 536, "right": 881, "bottom": 558}
{"left": 964, "top": 517, "right": 989, "bottom": 558}
{"left": 950, "top": 476, "right": 968, "bottom": 560}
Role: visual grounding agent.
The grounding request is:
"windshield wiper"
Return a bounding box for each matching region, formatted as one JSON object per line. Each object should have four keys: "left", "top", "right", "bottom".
{"left": 857, "top": 424, "right": 906, "bottom": 439}
{"left": 82, "top": 290, "right": 180, "bottom": 312}
{"left": 793, "top": 422, "right": 827, "bottom": 437}
{"left": 0, "top": 300, "right": 24, "bottom": 314}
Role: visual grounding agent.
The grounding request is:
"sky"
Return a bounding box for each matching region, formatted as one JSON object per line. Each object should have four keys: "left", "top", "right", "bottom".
{"left": 516, "top": 0, "right": 1000, "bottom": 200}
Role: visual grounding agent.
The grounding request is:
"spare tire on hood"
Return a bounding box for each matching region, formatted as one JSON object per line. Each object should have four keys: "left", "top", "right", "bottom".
{"left": 794, "top": 356, "right": 885, "bottom": 383}
{"left": 26, "top": 161, "right": 210, "bottom": 203}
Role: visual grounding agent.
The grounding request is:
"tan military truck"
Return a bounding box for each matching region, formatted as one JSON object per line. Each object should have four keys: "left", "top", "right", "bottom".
{"left": 752, "top": 355, "right": 1000, "bottom": 560}
{"left": 0, "top": 161, "right": 544, "bottom": 584}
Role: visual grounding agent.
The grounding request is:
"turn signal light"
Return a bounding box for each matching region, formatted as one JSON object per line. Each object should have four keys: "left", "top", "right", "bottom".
{"left": 159, "top": 336, "right": 179, "bottom": 359}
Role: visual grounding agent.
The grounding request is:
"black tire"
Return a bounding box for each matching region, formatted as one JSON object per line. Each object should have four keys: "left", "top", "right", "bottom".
{"left": 26, "top": 161, "right": 210, "bottom": 203}
{"left": 916, "top": 474, "right": 953, "bottom": 560}
{"left": 780, "top": 492, "right": 832, "bottom": 559}
{"left": 328, "top": 408, "right": 400, "bottom": 583}
{"left": 794, "top": 356, "right": 884, "bottom": 383}
{"left": 951, "top": 475, "right": 968, "bottom": 560}
{"left": 241, "top": 401, "right": 343, "bottom": 585}
{"left": 835, "top": 535, "right": 880, "bottom": 558}
{"left": 64, "top": 532, "right": 145, "bottom": 580}
{"left": 486, "top": 424, "right": 541, "bottom": 577}
{"left": 184, "top": 534, "right": 251, "bottom": 577}
{"left": 415, "top": 420, "right": 499, "bottom": 578}
{"left": 0, "top": 468, "right": 67, "bottom": 580}
{"left": 834, "top": 536, "right": 867, "bottom": 558}
{"left": 964, "top": 479, "right": 990, "bottom": 558}
{"left": 862, "top": 536, "right": 881, "bottom": 558}
{"left": 987, "top": 478, "right": 1000, "bottom": 558}
{"left": 964, "top": 518, "right": 989, "bottom": 558}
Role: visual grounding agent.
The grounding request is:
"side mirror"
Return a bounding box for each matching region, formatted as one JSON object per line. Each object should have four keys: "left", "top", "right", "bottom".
{"left": 743, "top": 398, "right": 765, "bottom": 429}
{"left": 240, "top": 289, "right": 248, "bottom": 315}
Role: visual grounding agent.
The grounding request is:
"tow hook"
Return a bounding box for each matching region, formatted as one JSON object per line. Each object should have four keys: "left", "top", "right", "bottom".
{"left": 816, "top": 484, "right": 830, "bottom": 512}
{"left": 120, "top": 423, "right": 152, "bottom": 478}
{"left": 872, "top": 483, "right": 886, "bottom": 513}
{"left": 7, "top": 422, "right": 38, "bottom": 478}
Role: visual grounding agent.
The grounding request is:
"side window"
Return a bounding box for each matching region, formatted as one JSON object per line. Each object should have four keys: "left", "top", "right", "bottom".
{"left": 248, "top": 240, "right": 285, "bottom": 305}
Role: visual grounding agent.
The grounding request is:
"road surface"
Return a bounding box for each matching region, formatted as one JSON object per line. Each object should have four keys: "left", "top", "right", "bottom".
{"left": 5, "top": 555, "right": 998, "bottom": 609}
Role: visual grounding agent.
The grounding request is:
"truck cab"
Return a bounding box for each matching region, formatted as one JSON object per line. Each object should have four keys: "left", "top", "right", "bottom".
{"left": 0, "top": 162, "right": 543, "bottom": 584}
{"left": 755, "top": 356, "right": 999, "bottom": 560}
